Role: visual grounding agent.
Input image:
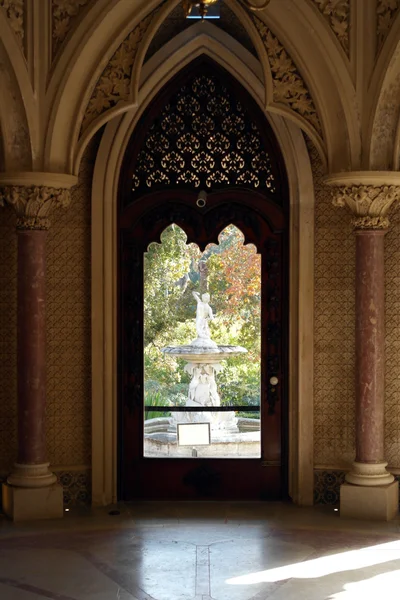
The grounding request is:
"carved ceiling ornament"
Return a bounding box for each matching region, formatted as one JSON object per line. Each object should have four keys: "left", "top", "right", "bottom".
{"left": 0, "top": 0, "right": 24, "bottom": 49}
{"left": 52, "top": 0, "right": 92, "bottom": 57}
{"left": 313, "top": 0, "right": 349, "bottom": 54}
{"left": 331, "top": 184, "right": 400, "bottom": 229}
{"left": 81, "top": 12, "right": 153, "bottom": 132}
{"left": 252, "top": 16, "right": 322, "bottom": 136}
{"left": 377, "top": 0, "right": 400, "bottom": 51}
{"left": 0, "top": 185, "right": 71, "bottom": 230}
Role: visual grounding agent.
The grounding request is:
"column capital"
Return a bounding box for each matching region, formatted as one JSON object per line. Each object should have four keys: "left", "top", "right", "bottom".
{"left": 323, "top": 171, "right": 400, "bottom": 229}
{"left": 0, "top": 172, "right": 78, "bottom": 230}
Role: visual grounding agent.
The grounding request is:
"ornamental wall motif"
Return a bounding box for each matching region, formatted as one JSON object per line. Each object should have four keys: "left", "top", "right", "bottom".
{"left": 377, "top": 0, "right": 400, "bottom": 52}
{"left": 52, "top": 0, "right": 92, "bottom": 58}
{"left": 81, "top": 12, "right": 154, "bottom": 132}
{"left": 312, "top": 0, "right": 350, "bottom": 55}
{"left": 81, "top": 7, "right": 323, "bottom": 142}
{"left": 0, "top": 0, "right": 24, "bottom": 51}
{"left": 252, "top": 15, "right": 322, "bottom": 136}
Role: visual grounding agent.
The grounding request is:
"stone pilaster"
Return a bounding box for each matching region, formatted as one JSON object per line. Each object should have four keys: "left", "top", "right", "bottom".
{"left": 325, "top": 172, "right": 400, "bottom": 520}
{"left": 0, "top": 172, "right": 77, "bottom": 521}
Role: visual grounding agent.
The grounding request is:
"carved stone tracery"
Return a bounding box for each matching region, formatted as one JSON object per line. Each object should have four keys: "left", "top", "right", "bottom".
{"left": 377, "top": 0, "right": 400, "bottom": 51}
{"left": 52, "top": 0, "right": 92, "bottom": 57}
{"left": 81, "top": 12, "right": 153, "bottom": 132}
{"left": 252, "top": 16, "right": 322, "bottom": 136}
{"left": 0, "top": 0, "right": 24, "bottom": 49}
{"left": 313, "top": 0, "right": 350, "bottom": 54}
{"left": 0, "top": 186, "right": 71, "bottom": 230}
{"left": 331, "top": 184, "right": 400, "bottom": 229}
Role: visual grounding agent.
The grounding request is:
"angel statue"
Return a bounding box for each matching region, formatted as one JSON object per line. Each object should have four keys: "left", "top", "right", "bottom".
{"left": 192, "top": 291, "right": 214, "bottom": 340}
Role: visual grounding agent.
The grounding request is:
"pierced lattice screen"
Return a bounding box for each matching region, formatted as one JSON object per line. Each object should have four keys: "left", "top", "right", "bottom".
{"left": 131, "top": 73, "right": 279, "bottom": 201}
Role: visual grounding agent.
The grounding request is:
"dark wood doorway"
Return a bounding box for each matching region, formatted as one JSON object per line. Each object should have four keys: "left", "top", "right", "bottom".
{"left": 118, "top": 59, "right": 289, "bottom": 501}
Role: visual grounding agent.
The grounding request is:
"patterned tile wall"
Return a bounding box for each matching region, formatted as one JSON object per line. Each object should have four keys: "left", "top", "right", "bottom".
{"left": 56, "top": 468, "right": 92, "bottom": 506}
{"left": 45, "top": 140, "right": 96, "bottom": 467}
{"left": 0, "top": 207, "right": 17, "bottom": 471}
{"left": 314, "top": 470, "right": 346, "bottom": 505}
{"left": 312, "top": 142, "right": 356, "bottom": 468}
{"left": 384, "top": 207, "right": 400, "bottom": 467}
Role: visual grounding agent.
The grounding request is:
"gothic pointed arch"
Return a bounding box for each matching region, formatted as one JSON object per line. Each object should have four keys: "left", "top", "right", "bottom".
{"left": 119, "top": 57, "right": 288, "bottom": 214}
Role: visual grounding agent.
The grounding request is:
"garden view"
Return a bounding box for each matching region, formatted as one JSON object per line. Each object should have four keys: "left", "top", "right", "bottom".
{"left": 143, "top": 223, "right": 261, "bottom": 421}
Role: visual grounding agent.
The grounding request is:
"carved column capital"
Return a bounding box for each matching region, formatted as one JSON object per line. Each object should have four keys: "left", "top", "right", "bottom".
{"left": 331, "top": 184, "right": 400, "bottom": 230}
{"left": 0, "top": 185, "right": 71, "bottom": 230}
{"left": 0, "top": 172, "right": 77, "bottom": 230}
{"left": 324, "top": 172, "right": 400, "bottom": 230}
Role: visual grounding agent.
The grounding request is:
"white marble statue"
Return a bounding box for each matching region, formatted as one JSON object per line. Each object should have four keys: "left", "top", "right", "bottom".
{"left": 192, "top": 291, "right": 214, "bottom": 340}
{"left": 185, "top": 362, "right": 223, "bottom": 408}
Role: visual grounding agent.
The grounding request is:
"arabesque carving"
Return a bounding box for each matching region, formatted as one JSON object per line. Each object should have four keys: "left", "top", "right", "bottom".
{"left": 377, "top": 0, "right": 400, "bottom": 51}
{"left": 0, "top": 0, "right": 24, "bottom": 49}
{"left": 0, "top": 186, "right": 71, "bottom": 230}
{"left": 81, "top": 13, "right": 153, "bottom": 132}
{"left": 52, "top": 0, "right": 91, "bottom": 57}
{"left": 313, "top": 0, "right": 349, "bottom": 54}
{"left": 252, "top": 16, "right": 322, "bottom": 136}
{"left": 331, "top": 185, "right": 400, "bottom": 229}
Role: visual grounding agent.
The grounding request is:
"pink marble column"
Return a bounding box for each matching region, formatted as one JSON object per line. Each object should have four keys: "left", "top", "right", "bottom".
{"left": 7, "top": 228, "right": 56, "bottom": 488}
{"left": 346, "top": 228, "right": 394, "bottom": 486}
{"left": 0, "top": 179, "right": 75, "bottom": 519}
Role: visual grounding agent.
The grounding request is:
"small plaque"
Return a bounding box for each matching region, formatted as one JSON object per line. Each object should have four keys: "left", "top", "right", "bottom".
{"left": 177, "top": 423, "right": 211, "bottom": 446}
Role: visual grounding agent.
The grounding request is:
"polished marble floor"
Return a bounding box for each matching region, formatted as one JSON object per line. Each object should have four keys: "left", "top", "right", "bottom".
{"left": 1, "top": 501, "right": 400, "bottom": 599}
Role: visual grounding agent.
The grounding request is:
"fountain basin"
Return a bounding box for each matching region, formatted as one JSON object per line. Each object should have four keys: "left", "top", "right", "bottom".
{"left": 162, "top": 344, "right": 247, "bottom": 362}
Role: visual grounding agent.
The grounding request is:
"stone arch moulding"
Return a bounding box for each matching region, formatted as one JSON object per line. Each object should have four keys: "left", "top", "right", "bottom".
{"left": 75, "top": 25, "right": 327, "bottom": 174}
{"left": 90, "top": 57, "right": 315, "bottom": 507}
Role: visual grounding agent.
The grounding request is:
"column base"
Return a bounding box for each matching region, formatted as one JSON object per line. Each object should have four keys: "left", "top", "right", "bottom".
{"left": 340, "top": 481, "right": 399, "bottom": 521}
{"left": 2, "top": 482, "right": 64, "bottom": 521}
{"left": 6, "top": 462, "right": 57, "bottom": 488}
{"left": 345, "top": 461, "right": 394, "bottom": 486}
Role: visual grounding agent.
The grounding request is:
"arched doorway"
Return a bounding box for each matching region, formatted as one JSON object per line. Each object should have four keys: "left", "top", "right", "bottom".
{"left": 118, "top": 59, "right": 289, "bottom": 500}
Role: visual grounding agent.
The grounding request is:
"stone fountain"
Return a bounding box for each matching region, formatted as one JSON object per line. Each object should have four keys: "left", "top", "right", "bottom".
{"left": 144, "top": 291, "right": 260, "bottom": 457}
{"left": 163, "top": 291, "right": 247, "bottom": 433}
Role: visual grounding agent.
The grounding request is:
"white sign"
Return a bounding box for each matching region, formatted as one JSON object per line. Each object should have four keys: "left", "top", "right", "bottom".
{"left": 177, "top": 422, "right": 211, "bottom": 446}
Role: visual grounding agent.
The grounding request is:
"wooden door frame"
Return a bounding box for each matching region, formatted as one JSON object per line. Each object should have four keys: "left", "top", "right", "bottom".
{"left": 119, "top": 189, "right": 287, "bottom": 500}
{"left": 90, "top": 113, "right": 314, "bottom": 508}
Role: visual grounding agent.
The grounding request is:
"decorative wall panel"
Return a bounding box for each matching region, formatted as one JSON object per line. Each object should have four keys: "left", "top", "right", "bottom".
{"left": 313, "top": 0, "right": 349, "bottom": 55}
{"left": 314, "top": 469, "right": 346, "bottom": 505}
{"left": 384, "top": 206, "right": 400, "bottom": 467}
{"left": 52, "top": 0, "right": 92, "bottom": 58}
{"left": 312, "top": 139, "right": 356, "bottom": 468}
{"left": 81, "top": 12, "right": 154, "bottom": 131}
{"left": 0, "top": 0, "right": 24, "bottom": 52}
{"left": 56, "top": 468, "right": 91, "bottom": 505}
{"left": 253, "top": 16, "right": 322, "bottom": 136}
{"left": 377, "top": 0, "right": 400, "bottom": 52}
{"left": 0, "top": 204, "right": 17, "bottom": 472}
{"left": 45, "top": 138, "right": 97, "bottom": 467}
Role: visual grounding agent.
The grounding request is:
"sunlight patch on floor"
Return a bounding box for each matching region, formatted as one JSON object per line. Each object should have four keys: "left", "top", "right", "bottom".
{"left": 329, "top": 569, "right": 400, "bottom": 599}
{"left": 226, "top": 540, "right": 400, "bottom": 584}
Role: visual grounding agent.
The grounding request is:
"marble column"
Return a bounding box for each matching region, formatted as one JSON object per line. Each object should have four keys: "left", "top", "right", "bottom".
{"left": 326, "top": 175, "right": 400, "bottom": 520}
{"left": 0, "top": 176, "right": 76, "bottom": 520}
